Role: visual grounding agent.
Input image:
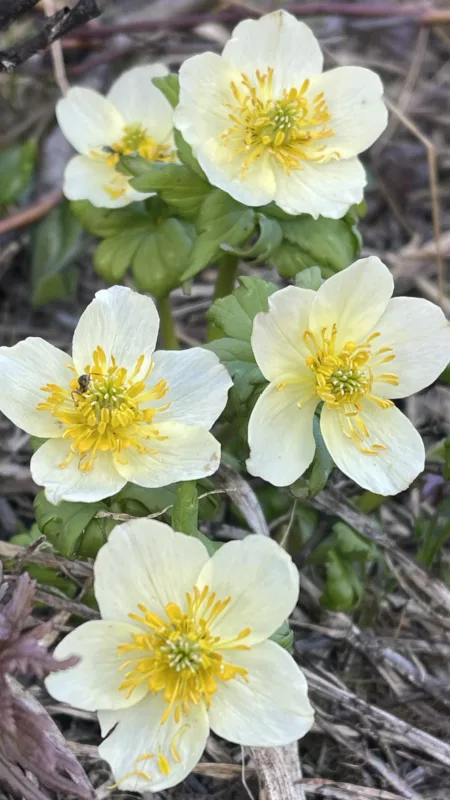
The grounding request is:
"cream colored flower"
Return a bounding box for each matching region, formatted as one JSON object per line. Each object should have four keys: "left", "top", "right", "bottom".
{"left": 174, "top": 10, "right": 387, "bottom": 219}
{"left": 57, "top": 64, "right": 176, "bottom": 208}
{"left": 46, "top": 520, "right": 314, "bottom": 792}
{"left": 247, "top": 257, "right": 450, "bottom": 495}
{"left": 0, "top": 286, "right": 231, "bottom": 504}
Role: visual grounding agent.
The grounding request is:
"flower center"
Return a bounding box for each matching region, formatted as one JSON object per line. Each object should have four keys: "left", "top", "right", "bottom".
{"left": 117, "top": 585, "right": 251, "bottom": 725}
{"left": 36, "top": 346, "right": 170, "bottom": 471}
{"left": 223, "top": 68, "right": 336, "bottom": 176}
{"left": 92, "top": 123, "right": 175, "bottom": 200}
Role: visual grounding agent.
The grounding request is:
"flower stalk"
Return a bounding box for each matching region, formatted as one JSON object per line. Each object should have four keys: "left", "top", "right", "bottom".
{"left": 207, "top": 253, "right": 239, "bottom": 341}
{"left": 157, "top": 294, "right": 180, "bottom": 350}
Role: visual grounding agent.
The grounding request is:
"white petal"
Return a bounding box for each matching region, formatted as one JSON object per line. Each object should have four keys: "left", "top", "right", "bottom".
{"left": 222, "top": 11, "right": 323, "bottom": 89}
{"left": 309, "top": 257, "right": 394, "bottom": 349}
{"left": 45, "top": 620, "right": 148, "bottom": 710}
{"left": 107, "top": 64, "right": 174, "bottom": 143}
{"left": 71, "top": 285, "right": 159, "bottom": 376}
{"left": 98, "top": 693, "right": 209, "bottom": 793}
{"left": 208, "top": 640, "right": 314, "bottom": 746}
{"left": 370, "top": 297, "right": 450, "bottom": 399}
{"left": 114, "top": 422, "right": 221, "bottom": 487}
{"left": 311, "top": 66, "right": 387, "bottom": 158}
{"left": 175, "top": 53, "right": 276, "bottom": 206}
{"left": 94, "top": 518, "right": 209, "bottom": 623}
{"left": 30, "top": 439, "right": 126, "bottom": 504}
{"left": 320, "top": 402, "right": 425, "bottom": 495}
{"left": 63, "top": 155, "right": 147, "bottom": 209}
{"left": 146, "top": 348, "right": 232, "bottom": 428}
{"left": 196, "top": 535, "right": 299, "bottom": 646}
{"left": 0, "top": 339, "right": 72, "bottom": 437}
{"left": 56, "top": 87, "right": 124, "bottom": 155}
{"left": 247, "top": 384, "right": 318, "bottom": 487}
{"left": 273, "top": 156, "right": 366, "bottom": 219}
{"left": 251, "top": 286, "right": 316, "bottom": 381}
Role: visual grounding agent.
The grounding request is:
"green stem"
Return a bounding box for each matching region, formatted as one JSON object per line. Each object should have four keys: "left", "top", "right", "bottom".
{"left": 172, "top": 480, "right": 199, "bottom": 536}
{"left": 206, "top": 253, "right": 239, "bottom": 341}
{"left": 157, "top": 294, "right": 179, "bottom": 350}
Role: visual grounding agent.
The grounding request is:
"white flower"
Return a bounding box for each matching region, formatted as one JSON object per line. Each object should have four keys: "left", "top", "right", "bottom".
{"left": 247, "top": 257, "right": 450, "bottom": 495}
{"left": 174, "top": 10, "right": 387, "bottom": 219}
{"left": 57, "top": 64, "right": 176, "bottom": 208}
{"left": 46, "top": 520, "right": 314, "bottom": 793}
{"left": 0, "top": 286, "right": 231, "bottom": 504}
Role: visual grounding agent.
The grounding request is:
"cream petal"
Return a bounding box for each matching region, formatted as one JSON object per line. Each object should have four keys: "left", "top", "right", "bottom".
{"left": 273, "top": 156, "right": 366, "bottom": 219}
{"left": 71, "top": 285, "right": 159, "bottom": 375}
{"left": 94, "top": 518, "right": 209, "bottom": 623}
{"left": 370, "top": 297, "right": 450, "bottom": 399}
{"left": 98, "top": 693, "right": 209, "bottom": 793}
{"left": 45, "top": 620, "right": 148, "bottom": 710}
{"left": 114, "top": 422, "right": 221, "bottom": 488}
{"left": 309, "top": 257, "right": 394, "bottom": 349}
{"left": 310, "top": 66, "right": 387, "bottom": 158}
{"left": 247, "top": 383, "right": 318, "bottom": 487}
{"left": 30, "top": 439, "right": 126, "bottom": 504}
{"left": 107, "top": 64, "right": 174, "bottom": 143}
{"left": 196, "top": 535, "right": 299, "bottom": 647}
{"left": 222, "top": 11, "right": 323, "bottom": 90}
{"left": 208, "top": 640, "right": 314, "bottom": 746}
{"left": 320, "top": 402, "right": 425, "bottom": 495}
{"left": 146, "top": 348, "right": 232, "bottom": 428}
{"left": 63, "top": 155, "right": 148, "bottom": 209}
{"left": 175, "top": 52, "right": 277, "bottom": 206}
{"left": 251, "top": 286, "right": 316, "bottom": 381}
{"left": 56, "top": 87, "right": 124, "bottom": 155}
{"left": 0, "top": 338, "right": 72, "bottom": 437}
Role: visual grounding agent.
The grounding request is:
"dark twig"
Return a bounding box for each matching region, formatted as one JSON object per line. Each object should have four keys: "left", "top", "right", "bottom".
{"left": 0, "top": 0, "right": 41, "bottom": 31}
{"left": 0, "top": 0, "right": 103, "bottom": 72}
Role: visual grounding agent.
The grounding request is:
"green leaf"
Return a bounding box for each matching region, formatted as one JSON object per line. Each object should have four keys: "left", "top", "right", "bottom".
{"left": 34, "top": 492, "right": 108, "bottom": 559}
{"left": 152, "top": 74, "right": 180, "bottom": 108}
{"left": 321, "top": 550, "right": 364, "bottom": 611}
{"left": 30, "top": 200, "right": 83, "bottom": 306}
{"left": 0, "top": 138, "right": 37, "bottom": 207}
{"left": 222, "top": 213, "right": 283, "bottom": 262}
{"left": 75, "top": 197, "right": 195, "bottom": 296}
{"left": 270, "top": 620, "right": 294, "bottom": 652}
{"left": 271, "top": 214, "right": 361, "bottom": 278}
{"left": 206, "top": 276, "right": 277, "bottom": 341}
{"left": 204, "top": 338, "right": 265, "bottom": 404}
{"left": 71, "top": 199, "right": 152, "bottom": 238}
{"left": 181, "top": 190, "right": 255, "bottom": 281}
{"left": 174, "top": 129, "right": 207, "bottom": 178}
{"left": 124, "top": 160, "right": 210, "bottom": 221}
{"left": 290, "top": 414, "right": 334, "bottom": 500}
{"left": 295, "top": 265, "right": 324, "bottom": 291}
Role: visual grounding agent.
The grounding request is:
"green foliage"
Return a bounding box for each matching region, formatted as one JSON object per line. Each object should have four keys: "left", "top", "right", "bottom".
{"left": 310, "top": 522, "right": 377, "bottom": 611}
{"left": 415, "top": 496, "right": 450, "bottom": 570}
{"left": 152, "top": 74, "right": 179, "bottom": 108}
{"left": 221, "top": 213, "right": 283, "bottom": 262}
{"left": 0, "top": 138, "right": 37, "bottom": 207}
{"left": 290, "top": 416, "right": 334, "bottom": 499}
{"left": 72, "top": 198, "right": 195, "bottom": 296}
{"left": 270, "top": 620, "right": 294, "bottom": 652}
{"left": 181, "top": 190, "right": 256, "bottom": 281}
{"left": 205, "top": 277, "right": 276, "bottom": 406}
{"left": 121, "top": 157, "right": 210, "bottom": 221}
{"left": 30, "top": 201, "right": 84, "bottom": 306}
{"left": 267, "top": 212, "right": 361, "bottom": 278}
{"left": 295, "top": 265, "right": 324, "bottom": 290}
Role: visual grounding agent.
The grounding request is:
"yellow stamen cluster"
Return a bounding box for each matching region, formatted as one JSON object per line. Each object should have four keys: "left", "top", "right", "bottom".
{"left": 37, "top": 346, "right": 170, "bottom": 471}
{"left": 303, "top": 325, "right": 399, "bottom": 455}
{"left": 223, "top": 68, "right": 335, "bottom": 176}
{"left": 118, "top": 585, "right": 250, "bottom": 725}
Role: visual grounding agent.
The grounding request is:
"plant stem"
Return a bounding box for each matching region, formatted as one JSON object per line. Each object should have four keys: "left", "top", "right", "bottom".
{"left": 172, "top": 480, "right": 199, "bottom": 536}
{"left": 207, "top": 253, "right": 239, "bottom": 341}
{"left": 158, "top": 294, "right": 179, "bottom": 350}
